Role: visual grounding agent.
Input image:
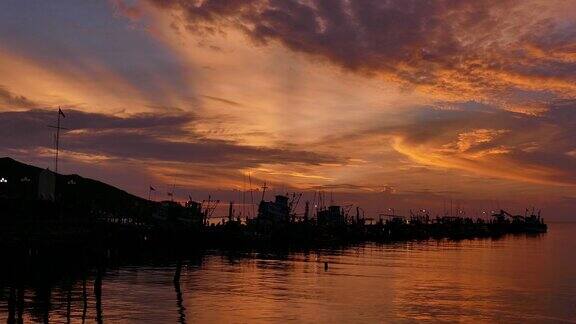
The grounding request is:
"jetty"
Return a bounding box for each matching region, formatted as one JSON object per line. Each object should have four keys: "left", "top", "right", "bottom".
{"left": 0, "top": 157, "right": 547, "bottom": 251}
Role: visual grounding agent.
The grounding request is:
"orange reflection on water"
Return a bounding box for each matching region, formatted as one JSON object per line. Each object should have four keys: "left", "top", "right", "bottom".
{"left": 1, "top": 224, "right": 575, "bottom": 323}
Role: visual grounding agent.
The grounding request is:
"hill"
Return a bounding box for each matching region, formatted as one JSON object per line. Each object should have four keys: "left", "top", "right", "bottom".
{"left": 0, "top": 157, "right": 154, "bottom": 221}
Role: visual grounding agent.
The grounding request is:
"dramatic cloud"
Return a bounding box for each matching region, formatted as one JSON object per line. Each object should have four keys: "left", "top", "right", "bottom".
{"left": 1, "top": 1, "right": 575, "bottom": 217}
{"left": 146, "top": 0, "right": 576, "bottom": 106}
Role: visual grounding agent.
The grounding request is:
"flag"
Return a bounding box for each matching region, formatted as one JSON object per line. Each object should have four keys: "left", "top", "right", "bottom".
{"left": 58, "top": 108, "right": 66, "bottom": 118}
{"left": 149, "top": 186, "right": 156, "bottom": 191}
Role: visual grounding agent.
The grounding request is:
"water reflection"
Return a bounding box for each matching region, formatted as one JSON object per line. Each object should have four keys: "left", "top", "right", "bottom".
{"left": 0, "top": 224, "right": 575, "bottom": 323}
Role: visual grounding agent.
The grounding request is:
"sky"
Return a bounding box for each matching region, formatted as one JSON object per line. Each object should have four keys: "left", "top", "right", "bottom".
{"left": 0, "top": 0, "right": 575, "bottom": 219}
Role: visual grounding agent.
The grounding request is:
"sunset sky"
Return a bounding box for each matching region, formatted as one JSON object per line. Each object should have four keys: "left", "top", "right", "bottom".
{"left": 1, "top": 0, "right": 575, "bottom": 219}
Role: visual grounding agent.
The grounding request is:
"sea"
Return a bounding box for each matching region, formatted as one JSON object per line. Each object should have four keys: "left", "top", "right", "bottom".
{"left": 1, "top": 223, "right": 575, "bottom": 323}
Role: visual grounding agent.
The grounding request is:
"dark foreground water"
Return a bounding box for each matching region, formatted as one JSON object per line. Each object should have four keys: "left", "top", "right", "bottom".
{"left": 1, "top": 223, "right": 575, "bottom": 323}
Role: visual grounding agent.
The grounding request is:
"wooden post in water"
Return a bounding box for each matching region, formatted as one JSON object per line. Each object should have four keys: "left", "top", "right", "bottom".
{"left": 173, "top": 260, "right": 182, "bottom": 284}
{"left": 82, "top": 277, "right": 88, "bottom": 324}
{"left": 94, "top": 268, "right": 103, "bottom": 324}
{"left": 66, "top": 285, "right": 72, "bottom": 324}
{"left": 7, "top": 286, "right": 16, "bottom": 324}
{"left": 173, "top": 260, "right": 186, "bottom": 324}
{"left": 16, "top": 286, "right": 24, "bottom": 324}
{"left": 41, "top": 286, "right": 51, "bottom": 324}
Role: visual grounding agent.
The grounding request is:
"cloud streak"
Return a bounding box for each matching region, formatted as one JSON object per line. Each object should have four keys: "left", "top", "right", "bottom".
{"left": 0, "top": 85, "right": 37, "bottom": 109}
{"left": 376, "top": 102, "right": 576, "bottom": 186}
{"left": 0, "top": 109, "right": 341, "bottom": 168}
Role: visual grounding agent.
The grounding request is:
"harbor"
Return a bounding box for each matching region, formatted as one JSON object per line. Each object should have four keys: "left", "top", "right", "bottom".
{"left": 1, "top": 1, "right": 574, "bottom": 321}
{"left": 0, "top": 157, "right": 547, "bottom": 251}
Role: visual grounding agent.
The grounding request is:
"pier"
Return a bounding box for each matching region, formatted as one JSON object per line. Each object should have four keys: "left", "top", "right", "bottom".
{"left": 0, "top": 157, "right": 547, "bottom": 251}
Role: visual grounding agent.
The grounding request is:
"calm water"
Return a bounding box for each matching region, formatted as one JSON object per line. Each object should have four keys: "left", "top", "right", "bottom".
{"left": 1, "top": 223, "right": 575, "bottom": 323}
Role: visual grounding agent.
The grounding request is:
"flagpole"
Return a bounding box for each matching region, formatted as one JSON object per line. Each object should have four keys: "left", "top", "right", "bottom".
{"left": 50, "top": 107, "right": 66, "bottom": 174}
{"left": 55, "top": 106, "right": 61, "bottom": 174}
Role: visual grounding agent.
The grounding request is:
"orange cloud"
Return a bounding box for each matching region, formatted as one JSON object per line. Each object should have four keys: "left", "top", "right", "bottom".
{"left": 392, "top": 135, "right": 565, "bottom": 186}
{"left": 143, "top": 0, "right": 576, "bottom": 109}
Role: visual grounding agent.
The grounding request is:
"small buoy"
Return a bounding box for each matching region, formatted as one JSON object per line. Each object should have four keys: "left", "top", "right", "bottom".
{"left": 324, "top": 262, "right": 328, "bottom": 271}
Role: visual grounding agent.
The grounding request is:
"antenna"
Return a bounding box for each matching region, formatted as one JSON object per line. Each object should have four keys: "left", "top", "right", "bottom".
{"left": 48, "top": 107, "right": 68, "bottom": 174}
{"left": 249, "top": 172, "right": 255, "bottom": 218}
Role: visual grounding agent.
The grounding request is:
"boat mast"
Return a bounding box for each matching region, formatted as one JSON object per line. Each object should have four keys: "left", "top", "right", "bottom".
{"left": 261, "top": 181, "right": 268, "bottom": 202}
